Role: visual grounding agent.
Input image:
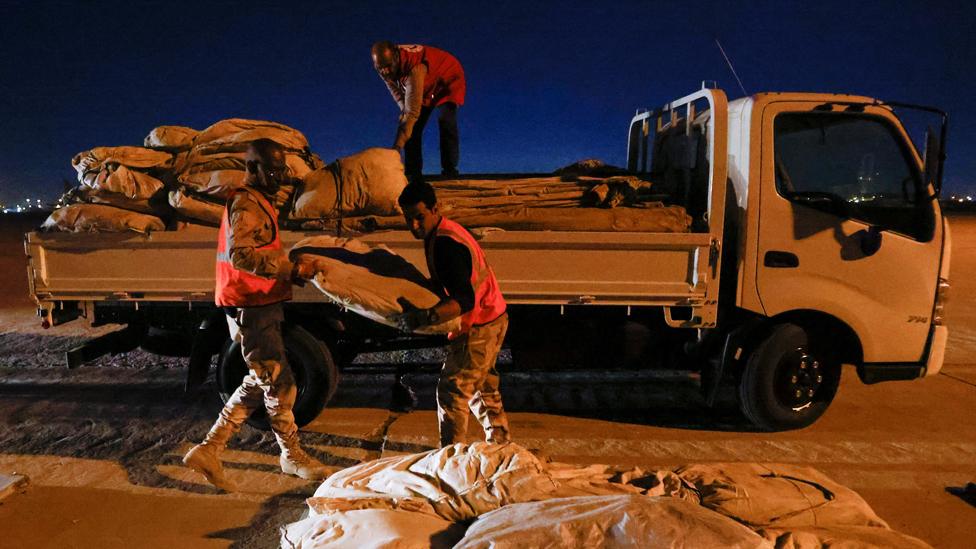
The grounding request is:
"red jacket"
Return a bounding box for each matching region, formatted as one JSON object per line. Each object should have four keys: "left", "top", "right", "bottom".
{"left": 215, "top": 188, "right": 292, "bottom": 307}
{"left": 426, "top": 217, "right": 506, "bottom": 338}
{"left": 396, "top": 45, "right": 466, "bottom": 107}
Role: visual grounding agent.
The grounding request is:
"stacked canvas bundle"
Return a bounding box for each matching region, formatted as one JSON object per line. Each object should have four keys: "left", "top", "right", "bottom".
{"left": 43, "top": 146, "right": 177, "bottom": 233}
{"left": 43, "top": 119, "right": 322, "bottom": 233}
{"left": 293, "top": 172, "right": 691, "bottom": 234}
{"left": 169, "top": 119, "right": 324, "bottom": 225}
{"left": 45, "top": 122, "right": 691, "bottom": 235}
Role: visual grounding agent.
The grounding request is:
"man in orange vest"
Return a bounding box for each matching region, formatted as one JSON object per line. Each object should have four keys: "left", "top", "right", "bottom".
{"left": 183, "top": 138, "right": 327, "bottom": 491}
{"left": 395, "top": 182, "right": 511, "bottom": 447}
{"left": 372, "top": 41, "right": 465, "bottom": 180}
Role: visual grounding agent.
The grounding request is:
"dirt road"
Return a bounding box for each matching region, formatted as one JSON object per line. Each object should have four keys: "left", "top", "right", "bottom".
{"left": 0, "top": 213, "right": 974, "bottom": 548}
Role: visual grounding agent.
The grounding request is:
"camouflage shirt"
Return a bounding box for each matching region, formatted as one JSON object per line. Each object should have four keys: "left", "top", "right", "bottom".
{"left": 226, "top": 189, "right": 293, "bottom": 280}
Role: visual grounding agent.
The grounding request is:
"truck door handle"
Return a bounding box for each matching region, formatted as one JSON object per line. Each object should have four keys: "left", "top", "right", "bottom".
{"left": 764, "top": 251, "right": 799, "bottom": 268}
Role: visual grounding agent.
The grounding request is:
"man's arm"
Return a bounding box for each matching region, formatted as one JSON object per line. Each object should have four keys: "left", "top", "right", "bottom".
{"left": 397, "top": 237, "right": 473, "bottom": 331}
{"left": 394, "top": 64, "right": 427, "bottom": 149}
{"left": 227, "top": 193, "right": 293, "bottom": 280}
{"left": 382, "top": 77, "right": 405, "bottom": 111}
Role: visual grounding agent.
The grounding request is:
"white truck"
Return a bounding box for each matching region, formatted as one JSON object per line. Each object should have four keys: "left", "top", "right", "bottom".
{"left": 25, "top": 85, "right": 951, "bottom": 431}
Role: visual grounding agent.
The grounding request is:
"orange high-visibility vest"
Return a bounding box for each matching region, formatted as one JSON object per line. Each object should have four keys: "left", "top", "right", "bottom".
{"left": 396, "top": 44, "right": 466, "bottom": 107}
{"left": 425, "top": 217, "right": 506, "bottom": 338}
{"left": 215, "top": 188, "right": 292, "bottom": 307}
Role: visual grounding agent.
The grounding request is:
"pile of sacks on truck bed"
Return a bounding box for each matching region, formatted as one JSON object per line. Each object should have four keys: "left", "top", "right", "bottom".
{"left": 43, "top": 118, "right": 691, "bottom": 235}
{"left": 43, "top": 119, "right": 327, "bottom": 233}
{"left": 280, "top": 442, "right": 931, "bottom": 548}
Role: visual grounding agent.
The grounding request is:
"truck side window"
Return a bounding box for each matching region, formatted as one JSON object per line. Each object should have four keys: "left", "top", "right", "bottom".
{"left": 774, "top": 112, "right": 935, "bottom": 242}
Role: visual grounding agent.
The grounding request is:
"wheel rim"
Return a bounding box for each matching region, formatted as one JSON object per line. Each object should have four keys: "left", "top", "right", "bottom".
{"left": 773, "top": 346, "right": 825, "bottom": 411}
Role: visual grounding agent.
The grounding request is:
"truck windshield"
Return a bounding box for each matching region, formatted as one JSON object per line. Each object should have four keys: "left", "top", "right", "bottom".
{"left": 774, "top": 112, "right": 935, "bottom": 242}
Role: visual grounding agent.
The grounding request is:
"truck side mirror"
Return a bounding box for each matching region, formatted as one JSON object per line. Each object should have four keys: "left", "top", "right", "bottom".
{"left": 923, "top": 127, "right": 941, "bottom": 195}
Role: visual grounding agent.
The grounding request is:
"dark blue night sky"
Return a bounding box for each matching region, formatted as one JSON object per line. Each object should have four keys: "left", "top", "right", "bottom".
{"left": 0, "top": 0, "right": 972, "bottom": 205}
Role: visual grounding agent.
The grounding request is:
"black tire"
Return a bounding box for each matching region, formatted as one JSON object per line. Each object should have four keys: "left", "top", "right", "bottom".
{"left": 738, "top": 323, "right": 840, "bottom": 431}
{"left": 216, "top": 323, "right": 339, "bottom": 430}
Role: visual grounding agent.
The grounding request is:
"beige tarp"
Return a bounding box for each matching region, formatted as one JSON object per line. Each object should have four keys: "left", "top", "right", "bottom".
{"left": 283, "top": 443, "right": 933, "bottom": 549}
{"left": 760, "top": 525, "right": 932, "bottom": 549}
{"left": 280, "top": 507, "right": 461, "bottom": 549}
{"left": 85, "top": 165, "right": 164, "bottom": 200}
{"left": 675, "top": 463, "right": 889, "bottom": 530}
{"left": 289, "top": 236, "right": 461, "bottom": 335}
{"left": 454, "top": 495, "right": 770, "bottom": 549}
{"left": 71, "top": 146, "right": 173, "bottom": 181}
{"left": 447, "top": 203, "right": 690, "bottom": 232}
{"left": 169, "top": 187, "right": 223, "bottom": 226}
{"left": 545, "top": 461, "right": 699, "bottom": 501}
{"left": 176, "top": 150, "right": 314, "bottom": 177}
{"left": 177, "top": 169, "right": 247, "bottom": 198}
{"left": 144, "top": 125, "right": 198, "bottom": 151}
{"left": 303, "top": 203, "right": 691, "bottom": 234}
{"left": 308, "top": 443, "right": 558, "bottom": 523}
{"left": 291, "top": 148, "right": 407, "bottom": 219}
{"left": 191, "top": 118, "right": 310, "bottom": 153}
{"left": 70, "top": 187, "right": 157, "bottom": 215}
{"left": 41, "top": 203, "right": 165, "bottom": 234}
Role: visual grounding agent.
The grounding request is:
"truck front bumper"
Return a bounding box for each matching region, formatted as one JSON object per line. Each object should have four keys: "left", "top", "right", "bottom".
{"left": 857, "top": 325, "right": 947, "bottom": 384}
{"left": 922, "top": 325, "right": 948, "bottom": 377}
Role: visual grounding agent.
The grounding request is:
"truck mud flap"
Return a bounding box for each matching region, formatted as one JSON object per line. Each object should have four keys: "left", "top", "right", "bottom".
{"left": 65, "top": 322, "right": 148, "bottom": 369}
{"left": 856, "top": 363, "right": 924, "bottom": 384}
{"left": 185, "top": 310, "right": 229, "bottom": 391}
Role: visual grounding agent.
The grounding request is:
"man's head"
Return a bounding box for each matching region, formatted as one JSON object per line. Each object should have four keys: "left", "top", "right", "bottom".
{"left": 398, "top": 182, "right": 440, "bottom": 240}
{"left": 245, "top": 138, "right": 288, "bottom": 195}
{"left": 371, "top": 40, "right": 398, "bottom": 79}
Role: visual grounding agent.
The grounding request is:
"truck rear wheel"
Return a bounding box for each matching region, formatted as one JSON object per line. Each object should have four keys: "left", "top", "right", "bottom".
{"left": 738, "top": 323, "right": 840, "bottom": 431}
{"left": 216, "top": 323, "right": 339, "bottom": 430}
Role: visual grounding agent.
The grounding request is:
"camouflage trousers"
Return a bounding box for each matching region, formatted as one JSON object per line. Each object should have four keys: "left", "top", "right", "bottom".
{"left": 203, "top": 302, "right": 298, "bottom": 447}
{"left": 437, "top": 313, "right": 510, "bottom": 447}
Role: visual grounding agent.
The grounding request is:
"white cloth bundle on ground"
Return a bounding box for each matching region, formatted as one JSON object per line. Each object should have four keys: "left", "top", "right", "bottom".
{"left": 674, "top": 463, "right": 889, "bottom": 529}
{"left": 308, "top": 443, "right": 559, "bottom": 523}
{"left": 282, "top": 443, "right": 934, "bottom": 549}
{"left": 280, "top": 500, "right": 463, "bottom": 549}
{"left": 291, "top": 148, "right": 407, "bottom": 220}
{"left": 71, "top": 146, "right": 173, "bottom": 183}
{"left": 545, "top": 461, "right": 699, "bottom": 500}
{"left": 289, "top": 236, "right": 461, "bottom": 335}
{"left": 454, "top": 495, "right": 771, "bottom": 549}
{"left": 760, "top": 525, "right": 932, "bottom": 549}
{"left": 41, "top": 203, "right": 165, "bottom": 234}
{"left": 144, "top": 125, "right": 198, "bottom": 151}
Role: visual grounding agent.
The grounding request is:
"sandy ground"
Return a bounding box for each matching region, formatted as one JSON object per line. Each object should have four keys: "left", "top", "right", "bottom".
{"left": 0, "top": 213, "right": 974, "bottom": 548}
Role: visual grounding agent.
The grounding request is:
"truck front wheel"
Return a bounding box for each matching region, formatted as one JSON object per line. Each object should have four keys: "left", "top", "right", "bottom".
{"left": 216, "top": 323, "right": 339, "bottom": 430}
{"left": 738, "top": 323, "right": 840, "bottom": 431}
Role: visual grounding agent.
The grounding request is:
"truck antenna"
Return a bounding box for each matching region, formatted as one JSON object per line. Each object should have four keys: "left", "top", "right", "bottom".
{"left": 715, "top": 38, "right": 748, "bottom": 97}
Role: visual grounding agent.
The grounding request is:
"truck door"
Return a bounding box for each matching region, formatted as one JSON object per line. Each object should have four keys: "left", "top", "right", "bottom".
{"left": 755, "top": 101, "right": 943, "bottom": 363}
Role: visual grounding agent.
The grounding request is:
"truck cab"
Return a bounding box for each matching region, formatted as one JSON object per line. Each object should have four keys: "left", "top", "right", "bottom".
{"left": 627, "top": 87, "right": 950, "bottom": 429}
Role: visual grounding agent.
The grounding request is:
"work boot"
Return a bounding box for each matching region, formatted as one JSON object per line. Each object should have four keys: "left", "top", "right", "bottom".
{"left": 183, "top": 443, "right": 237, "bottom": 492}
{"left": 277, "top": 432, "right": 329, "bottom": 481}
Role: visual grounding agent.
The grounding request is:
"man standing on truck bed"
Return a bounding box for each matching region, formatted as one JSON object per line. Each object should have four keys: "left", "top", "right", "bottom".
{"left": 183, "top": 138, "right": 327, "bottom": 491}
{"left": 395, "top": 182, "right": 511, "bottom": 447}
{"left": 371, "top": 41, "right": 465, "bottom": 180}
